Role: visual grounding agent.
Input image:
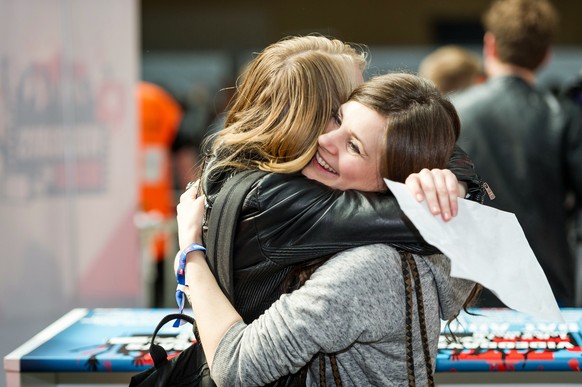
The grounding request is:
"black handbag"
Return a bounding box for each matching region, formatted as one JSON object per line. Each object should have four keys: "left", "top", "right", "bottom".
{"left": 128, "top": 314, "right": 215, "bottom": 387}
{"left": 129, "top": 170, "right": 266, "bottom": 386}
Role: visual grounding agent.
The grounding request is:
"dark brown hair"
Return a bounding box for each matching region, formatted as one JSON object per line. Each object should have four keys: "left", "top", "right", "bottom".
{"left": 349, "top": 73, "right": 460, "bottom": 183}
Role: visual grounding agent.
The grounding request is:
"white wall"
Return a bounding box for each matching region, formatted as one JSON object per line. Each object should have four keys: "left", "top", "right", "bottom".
{"left": 0, "top": 1, "right": 140, "bottom": 384}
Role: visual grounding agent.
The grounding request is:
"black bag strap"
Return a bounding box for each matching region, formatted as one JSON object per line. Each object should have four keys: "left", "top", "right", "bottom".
{"left": 206, "top": 169, "right": 267, "bottom": 302}
{"left": 149, "top": 313, "right": 195, "bottom": 368}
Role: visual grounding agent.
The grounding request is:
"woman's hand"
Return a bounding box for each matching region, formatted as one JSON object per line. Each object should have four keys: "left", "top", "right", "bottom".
{"left": 177, "top": 180, "right": 206, "bottom": 251}
{"left": 174, "top": 180, "right": 207, "bottom": 286}
{"left": 405, "top": 168, "right": 467, "bottom": 222}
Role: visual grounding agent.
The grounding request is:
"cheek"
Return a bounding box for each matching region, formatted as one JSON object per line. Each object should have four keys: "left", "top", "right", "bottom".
{"left": 364, "top": 169, "right": 384, "bottom": 191}
{"left": 360, "top": 158, "right": 386, "bottom": 191}
{"left": 373, "top": 175, "right": 387, "bottom": 192}
{"left": 342, "top": 161, "right": 381, "bottom": 191}
{"left": 373, "top": 160, "right": 385, "bottom": 190}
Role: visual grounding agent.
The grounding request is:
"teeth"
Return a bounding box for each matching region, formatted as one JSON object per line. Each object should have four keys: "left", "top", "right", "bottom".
{"left": 316, "top": 153, "right": 337, "bottom": 174}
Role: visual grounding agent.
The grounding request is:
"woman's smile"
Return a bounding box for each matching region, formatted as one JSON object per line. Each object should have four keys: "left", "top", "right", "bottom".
{"left": 314, "top": 152, "right": 338, "bottom": 174}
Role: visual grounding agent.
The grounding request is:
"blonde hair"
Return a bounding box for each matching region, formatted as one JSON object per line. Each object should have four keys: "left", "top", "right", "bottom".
{"left": 204, "top": 35, "right": 367, "bottom": 183}
{"left": 418, "top": 45, "right": 482, "bottom": 93}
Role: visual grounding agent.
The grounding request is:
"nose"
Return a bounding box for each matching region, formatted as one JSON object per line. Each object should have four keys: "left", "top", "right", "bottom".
{"left": 318, "top": 128, "right": 340, "bottom": 155}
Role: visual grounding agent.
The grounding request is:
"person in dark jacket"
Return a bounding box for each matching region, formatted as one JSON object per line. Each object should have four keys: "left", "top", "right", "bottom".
{"left": 194, "top": 35, "right": 484, "bottom": 325}
{"left": 452, "top": 0, "right": 582, "bottom": 306}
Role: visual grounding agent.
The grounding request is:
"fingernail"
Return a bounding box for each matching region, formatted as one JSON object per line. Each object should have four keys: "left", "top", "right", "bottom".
{"left": 443, "top": 212, "right": 450, "bottom": 221}
{"left": 432, "top": 206, "right": 440, "bottom": 214}
{"left": 416, "top": 194, "right": 424, "bottom": 201}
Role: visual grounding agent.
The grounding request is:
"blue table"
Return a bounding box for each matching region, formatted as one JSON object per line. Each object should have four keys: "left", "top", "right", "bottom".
{"left": 4, "top": 309, "right": 193, "bottom": 387}
{"left": 4, "top": 308, "right": 582, "bottom": 386}
{"left": 436, "top": 308, "right": 582, "bottom": 384}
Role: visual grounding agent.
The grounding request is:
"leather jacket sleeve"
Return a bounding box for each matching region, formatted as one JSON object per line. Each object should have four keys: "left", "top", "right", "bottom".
{"left": 448, "top": 145, "right": 485, "bottom": 203}
{"left": 236, "top": 146, "right": 484, "bottom": 266}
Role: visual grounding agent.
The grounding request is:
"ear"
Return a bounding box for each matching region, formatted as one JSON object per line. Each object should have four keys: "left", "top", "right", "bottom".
{"left": 483, "top": 32, "right": 496, "bottom": 59}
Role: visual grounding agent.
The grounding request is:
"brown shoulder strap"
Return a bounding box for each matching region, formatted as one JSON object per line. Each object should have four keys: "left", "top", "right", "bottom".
{"left": 401, "top": 252, "right": 435, "bottom": 387}
{"left": 406, "top": 253, "right": 435, "bottom": 387}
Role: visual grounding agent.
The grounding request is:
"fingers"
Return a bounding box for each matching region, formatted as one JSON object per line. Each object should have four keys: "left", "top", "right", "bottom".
{"left": 419, "top": 169, "right": 443, "bottom": 217}
{"left": 194, "top": 194, "right": 206, "bottom": 212}
{"left": 181, "top": 179, "right": 201, "bottom": 202}
{"left": 404, "top": 174, "right": 425, "bottom": 202}
{"left": 185, "top": 180, "right": 197, "bottom": 191}
{"left": 177, "top": 194, "right": 206, "bottom": 220}
{"left": 428, "top": 169, "right": 459, "bottom": 221}
{"left": 442, "top": 170, "right": 460, "bottom": 218}
{"left": 177, "top": 194, "right": 206, "bottom": 250}
{"left": 405, "top": 168, "right": 460, "bottom": 222}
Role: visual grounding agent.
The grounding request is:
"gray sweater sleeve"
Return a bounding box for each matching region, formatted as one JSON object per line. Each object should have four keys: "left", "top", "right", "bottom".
{"left": 210, "top": 245, "right": 399, "bottom": 386}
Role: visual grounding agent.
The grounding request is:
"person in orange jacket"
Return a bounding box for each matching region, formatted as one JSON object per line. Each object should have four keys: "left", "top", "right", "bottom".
{"left": 137, "top": 81, "right": 182, "bottom": 306}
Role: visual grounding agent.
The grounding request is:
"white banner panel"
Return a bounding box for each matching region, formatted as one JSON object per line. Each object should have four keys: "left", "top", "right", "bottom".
{"left": 0, "top": 0, "right": 140, "bottom": 336}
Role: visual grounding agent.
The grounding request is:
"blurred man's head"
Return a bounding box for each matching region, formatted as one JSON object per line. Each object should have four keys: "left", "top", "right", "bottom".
{"left": 483, "top": 0, "right": 559, "bottom": 71}
{"left": 419, "top": 45, "right": 483, "bottom": 94}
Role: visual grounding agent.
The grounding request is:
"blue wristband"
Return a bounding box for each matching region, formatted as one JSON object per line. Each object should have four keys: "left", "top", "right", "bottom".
{"left": 174, "top": 243, "right": 206, "bottom": 327}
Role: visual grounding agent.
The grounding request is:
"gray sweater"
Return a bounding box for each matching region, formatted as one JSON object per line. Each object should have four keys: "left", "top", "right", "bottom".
{"left": 211, "top": 244, "right": 475, "bottom": 386}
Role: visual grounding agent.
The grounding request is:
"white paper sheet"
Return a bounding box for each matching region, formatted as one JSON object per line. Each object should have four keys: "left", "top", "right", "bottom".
{"left": 385, "top": 179, "right": 563, "bottom": 322}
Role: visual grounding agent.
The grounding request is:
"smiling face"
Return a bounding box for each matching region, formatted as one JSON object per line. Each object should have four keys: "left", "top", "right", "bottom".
{"left": 301, "top": 101, "right": 387, "bottom": 192}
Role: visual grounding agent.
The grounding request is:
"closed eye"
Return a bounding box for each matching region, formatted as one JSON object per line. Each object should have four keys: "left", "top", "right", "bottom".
{"left": 348, "top": 140, "right": 361, "bottom": 154}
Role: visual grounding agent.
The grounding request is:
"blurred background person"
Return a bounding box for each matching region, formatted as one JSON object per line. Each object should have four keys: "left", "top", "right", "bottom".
{"left": 562, "top": 68, "right": 582, "bottom": 306}
{"left": 137, "top": 81, "right": 182, "bottom": 307}
{"left": 171, "top": 83, "right": 214, "bottom": 193}
{"left": 452, "top": 0, "right": 582, "bottom": 307}
{"left": 419, "top": 45, "right": 484, "bottom": 94}
{"left": 563, "top": 68, "right": 582, "bottom": 106}
{"left": 171, "top": 77, "right": 240, "bottom": 194}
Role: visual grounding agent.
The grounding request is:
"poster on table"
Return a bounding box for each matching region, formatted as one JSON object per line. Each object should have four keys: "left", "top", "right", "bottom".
{"left": 437, "top": 309, "right": 582, "bottom": 372}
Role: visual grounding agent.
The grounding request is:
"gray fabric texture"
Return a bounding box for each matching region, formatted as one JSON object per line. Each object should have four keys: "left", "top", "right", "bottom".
{"left": 210, "top": 244, "right": 475, "bottom": 386}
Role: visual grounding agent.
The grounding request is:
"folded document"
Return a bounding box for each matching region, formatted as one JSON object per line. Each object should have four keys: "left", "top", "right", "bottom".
{"left": 385, "top": 179, "right": 563, "bottom": 322}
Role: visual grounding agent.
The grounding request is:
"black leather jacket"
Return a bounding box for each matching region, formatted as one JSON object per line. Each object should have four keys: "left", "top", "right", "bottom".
{"left": 203, "top": 145, "right": 484, "bottom": 322}
{"left": 454, "top": 76, "right": 582, "bottom": 306}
